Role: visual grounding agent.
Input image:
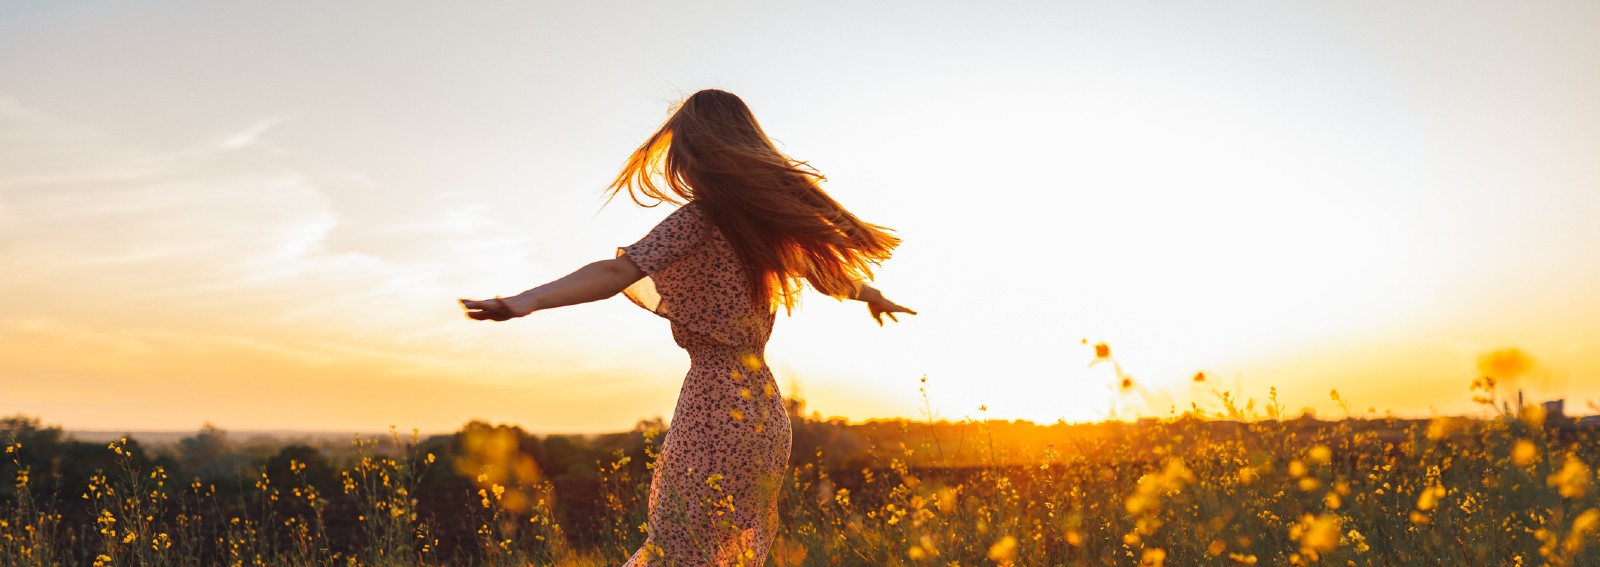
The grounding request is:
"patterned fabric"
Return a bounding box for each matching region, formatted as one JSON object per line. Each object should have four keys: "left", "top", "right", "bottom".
{"left": 618, "top": 202, "right": 792, "bottom": 566}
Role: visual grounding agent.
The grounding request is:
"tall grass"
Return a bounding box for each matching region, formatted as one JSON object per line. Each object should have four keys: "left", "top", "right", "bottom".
{"left": 3, "top": 382, "right": 1598, "bottom": 565}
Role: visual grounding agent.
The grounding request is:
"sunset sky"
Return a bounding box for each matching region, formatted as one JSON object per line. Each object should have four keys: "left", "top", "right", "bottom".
{"left": 3, "top": 1, "right": 1598, "bottom": 434}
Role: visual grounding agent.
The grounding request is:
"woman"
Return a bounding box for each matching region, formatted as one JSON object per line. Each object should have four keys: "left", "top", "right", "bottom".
{"left": 460, "top": 89, "right": 914, "bottom": 566}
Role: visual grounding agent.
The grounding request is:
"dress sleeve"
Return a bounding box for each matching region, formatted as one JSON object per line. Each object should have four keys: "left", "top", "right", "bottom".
{"left": 618, "top": 203, "right": 707, "bottom": 274}
{"left": 616, "top": 203, "right": 707, "bottom": 317}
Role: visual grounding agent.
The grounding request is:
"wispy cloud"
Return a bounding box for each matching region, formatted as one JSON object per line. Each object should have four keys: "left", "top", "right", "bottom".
{"left": 0, "top": 97, "right": 548, "bottom": 384}
{"left": 218, "top": 115, "right": 290, "bottom": 151}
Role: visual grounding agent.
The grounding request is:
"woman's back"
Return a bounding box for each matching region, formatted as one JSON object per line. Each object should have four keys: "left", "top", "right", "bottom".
{"left": 618, "top": 201, "right": 775, "bottom": 349}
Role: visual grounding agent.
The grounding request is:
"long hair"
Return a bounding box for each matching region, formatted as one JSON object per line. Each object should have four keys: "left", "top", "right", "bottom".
{"left": 608, "top": 89, "right": 900, "bottom": 313}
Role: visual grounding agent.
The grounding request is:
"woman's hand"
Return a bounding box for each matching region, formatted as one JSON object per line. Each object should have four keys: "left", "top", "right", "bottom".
{"left": 870, "top": 299, "right": 921, "bottom": 325}
{"left": 866, "top": 298, "right": 917, "bottom": 326}
{"left": 459, "top": 297, "right": 522, "bottom": 322}
{"left": 850, "top": 282, "right": 916, "bottom": 326}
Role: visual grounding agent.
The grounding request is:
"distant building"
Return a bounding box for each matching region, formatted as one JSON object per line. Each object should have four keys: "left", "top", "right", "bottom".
{"left": 1543, "top": 399, "right": 1565, "bottom": 421}
{"left": 1534, "top": 398, "right": 1600, "bottom": 429}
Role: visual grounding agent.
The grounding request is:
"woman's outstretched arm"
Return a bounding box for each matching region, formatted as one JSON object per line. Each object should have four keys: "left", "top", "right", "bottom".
{"left": 460, "top": 256, "right": 646, "bottom": 321}
{"left": 850, "top": 282, "right": 917, "bottom": 326}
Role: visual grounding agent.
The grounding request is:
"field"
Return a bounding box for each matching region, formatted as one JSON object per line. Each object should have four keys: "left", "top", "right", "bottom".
{"left": 4, "top": 379, "right": 1599, "bottom": 566}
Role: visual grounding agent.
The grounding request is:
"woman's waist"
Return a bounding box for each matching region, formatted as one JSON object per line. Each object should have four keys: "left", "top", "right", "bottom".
{"left": 682, "top": 342, "right": 767, "bottom": 365}
{"left": 668, "top": 316, "right": 772, "bottom": 351}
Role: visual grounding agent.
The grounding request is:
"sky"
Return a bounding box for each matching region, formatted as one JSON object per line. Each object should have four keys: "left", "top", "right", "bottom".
{"left": 2, "top": 1, "right": 1598, "bottom": 434}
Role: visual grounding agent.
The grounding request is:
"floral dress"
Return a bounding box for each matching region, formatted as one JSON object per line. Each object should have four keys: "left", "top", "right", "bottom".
{"left": 618, "top": 202, "right": 792, "bottom": 566}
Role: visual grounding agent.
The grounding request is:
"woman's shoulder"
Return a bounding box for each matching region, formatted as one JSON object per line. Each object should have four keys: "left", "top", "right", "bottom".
{"left": 663, "top": 200, "right": 708, "bottom": 227}
{"left": 675, "top": 199, "right": 705, "bottom": 216}
{"left": 642, "top": 200, "right": 708, "bottom": 244}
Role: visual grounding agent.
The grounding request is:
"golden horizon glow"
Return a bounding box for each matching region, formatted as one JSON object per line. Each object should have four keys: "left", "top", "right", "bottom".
{"left": 3, "top": 1, "right": 1599, "bottom": 434}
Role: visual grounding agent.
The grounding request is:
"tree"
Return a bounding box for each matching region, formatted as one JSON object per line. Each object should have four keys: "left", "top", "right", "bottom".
{"left": 178, "top": 423, "right": 236, "bottom": 480}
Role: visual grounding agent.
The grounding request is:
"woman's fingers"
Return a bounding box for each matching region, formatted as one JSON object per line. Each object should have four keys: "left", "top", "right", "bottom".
{"left": 884, "top": 302, "right": 917, "bottom": 316}
{"left": 460, "top": 298, "right": 497, "bottom": 310}
{"left": 869, "top": 301, "right": 916, "bottom": 326}
{"left": 460, "top": 298, "right": 514, "bottom": 321}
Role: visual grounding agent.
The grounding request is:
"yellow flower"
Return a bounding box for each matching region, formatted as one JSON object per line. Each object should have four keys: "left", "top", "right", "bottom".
{"left": 1511, "top": 440, "right": 1538, "bottom": 467}
{"left": 1426, "top": 417, "right": 1461, "bottom": 441}
{"left": 1575, "top": 509, "right": 1600, "bottom": 534}
{"left": 935, "top": 487, "right": 957, "bottom": 513}
{"left": 1347, "top": 529, "right": 1371, "bottom": 554}
{"left": 1417, "top": 484, "right": 1445, "bottom": 511}
{"left": 1548, "top": 456, "right": 1592, "bottom": 499}
{"left": 987, "top": 535, "right": 1018, "bottom": 562}
{"left": 1307, "top": 445, "right": 1332, "bottom": 465}
{"left": 1290, "top": 513, "right": 1340, "bottom": 556}
{"left": 1561, "top": 509, "right": 1600, "bottom": 557}
{"left": 908, "top": 545, "right": 927, "bottom": 560}
{"left": 1477, "top": 347, "right": 1532, "bottom": 381}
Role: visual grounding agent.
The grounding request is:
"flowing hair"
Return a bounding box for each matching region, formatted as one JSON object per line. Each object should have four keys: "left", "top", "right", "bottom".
{"left": 607, "top": 89, "right": 900, "bottom": 313}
